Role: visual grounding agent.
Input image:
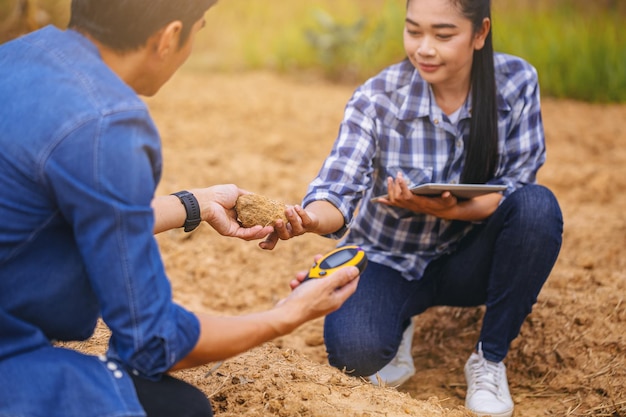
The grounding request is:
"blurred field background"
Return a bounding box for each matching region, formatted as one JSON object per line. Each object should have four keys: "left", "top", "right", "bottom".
{"left": 21, "top": 0, "right": 625, "bottom": 103}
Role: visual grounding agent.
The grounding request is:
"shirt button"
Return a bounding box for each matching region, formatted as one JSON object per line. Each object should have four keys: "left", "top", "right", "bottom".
{"left": 433, "top": 118, "right": 439, "bottom": 125}
{"left": 107, "top": 362, "right": 118, "bottom": 371}
{"left": 113, "top": 370, "right": 123, "bottom": 379}
{"left": 456, "top": 139, "right": 463, "bottom": 148}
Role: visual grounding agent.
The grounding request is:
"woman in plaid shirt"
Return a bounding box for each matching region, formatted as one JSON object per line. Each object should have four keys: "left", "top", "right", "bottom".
{"left": 262, "top": 0, "right": 563, "bottom": 415}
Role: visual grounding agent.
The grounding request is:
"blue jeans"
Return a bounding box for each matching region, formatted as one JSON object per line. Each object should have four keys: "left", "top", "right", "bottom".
{"left": 324, "top": 185, "right": 563, "bottom": 375}
{"left": 131, "top": 373, "right": 213, "bottom": 417}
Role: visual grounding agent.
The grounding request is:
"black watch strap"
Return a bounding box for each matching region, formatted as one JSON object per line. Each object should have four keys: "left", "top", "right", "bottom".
{"left": 171, "top": 190, "right": 201, "bottom": 232}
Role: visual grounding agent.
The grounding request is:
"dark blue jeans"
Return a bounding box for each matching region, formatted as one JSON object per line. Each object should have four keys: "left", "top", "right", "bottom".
{"left": 131, "top": 373, "right": 213, "bottom": 417}
{"left": 324, "top": 185, "right": 563, "bottom": 375}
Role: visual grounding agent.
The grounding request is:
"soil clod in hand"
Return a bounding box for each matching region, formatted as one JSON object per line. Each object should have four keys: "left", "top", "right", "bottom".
{"left": 235, "top": 194, "right": 288, "bottom": 227}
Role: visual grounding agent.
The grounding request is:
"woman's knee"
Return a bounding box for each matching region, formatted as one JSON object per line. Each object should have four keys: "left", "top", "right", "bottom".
{"left": 505, "top": 184, "right": 563, "bottom": 230}
{"left": 324, "top": 316, "right": 397, "bottom": 376}
{"left": 324, "top": 319, "right": 397, "bottom": 377}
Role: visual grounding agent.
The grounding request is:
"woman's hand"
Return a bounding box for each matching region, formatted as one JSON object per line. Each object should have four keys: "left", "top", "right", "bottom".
{"left": 375, "top": 172, "right": 458, "bottom": 219}
{"left": 259, "top": 200, "right": 345, "bottom": 250}
{"left": 259, "top": 205, "right": 319, "bottom": 250}
{"left": 374, "top": 172, "right": 502, "bottom": 222}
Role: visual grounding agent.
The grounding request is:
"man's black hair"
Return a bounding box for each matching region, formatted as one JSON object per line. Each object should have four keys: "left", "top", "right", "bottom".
{"left": 69, "top": 0, "right": 218, "bottom": 51}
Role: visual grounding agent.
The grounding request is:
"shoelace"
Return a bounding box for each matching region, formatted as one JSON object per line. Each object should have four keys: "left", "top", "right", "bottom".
{"left": 468, "top": 355, "right": 503, "bottom": 396}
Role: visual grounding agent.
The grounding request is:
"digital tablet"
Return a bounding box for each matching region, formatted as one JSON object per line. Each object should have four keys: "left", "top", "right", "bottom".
{"left": 372, "top": 183, "right": 507, "bottom": 201}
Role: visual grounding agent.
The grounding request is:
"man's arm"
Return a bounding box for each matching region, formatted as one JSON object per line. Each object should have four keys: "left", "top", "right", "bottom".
{"left": 151, "top": 185, "right": 273, "bottom": 240}
{"left": 170, "top": 264, "right": 360, "bottom": 370}
{"left": 152, "top": 193, "right": 188, "bottom": 234}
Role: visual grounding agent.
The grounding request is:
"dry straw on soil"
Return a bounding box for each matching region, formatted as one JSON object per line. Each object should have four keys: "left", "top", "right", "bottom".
{"left": 61, "top": 72, "right": 626, "bottom": 416}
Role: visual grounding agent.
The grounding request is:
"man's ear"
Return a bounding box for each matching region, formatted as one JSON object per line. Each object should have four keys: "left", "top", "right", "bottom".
{"left": 152, "top": 21, "right": 183, "bottom": 58}
{"left": 473, "top": 17, "right": 491, "bottom": 51}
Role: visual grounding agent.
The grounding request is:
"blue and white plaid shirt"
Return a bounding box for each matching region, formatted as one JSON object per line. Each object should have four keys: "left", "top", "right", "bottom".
{"left": 302, "top": 53, "right": 546, "bottom": 281}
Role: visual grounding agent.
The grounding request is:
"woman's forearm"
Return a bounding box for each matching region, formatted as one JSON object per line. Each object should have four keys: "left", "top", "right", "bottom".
{"left": 450, "top": 193, "right": 503, "bottom": 222}
{"left": 304, "top": 200, "right": 345, "bottom": 235}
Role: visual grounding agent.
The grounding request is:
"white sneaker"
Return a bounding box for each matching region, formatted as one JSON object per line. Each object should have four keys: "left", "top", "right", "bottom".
{"left": 368, "top": 321, "right": 416, "bottom": 387}
{"left": 464, "top": 344, "right": 514, "bottom": 417}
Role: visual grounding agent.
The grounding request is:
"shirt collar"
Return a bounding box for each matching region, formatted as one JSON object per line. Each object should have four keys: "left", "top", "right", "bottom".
{"left": 397, "top": 62, "right": 512, "bottom": 121}
{"left": 398, "top": 67, "right": 430, "bottom": 121}
{"left": 66, "top": 28, "right": 102, "bottom": 59}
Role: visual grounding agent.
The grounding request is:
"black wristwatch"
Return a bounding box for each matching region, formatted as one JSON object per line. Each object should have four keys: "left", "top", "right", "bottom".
{"left": 171, "top": 190, "right": 201, "bottom": 232}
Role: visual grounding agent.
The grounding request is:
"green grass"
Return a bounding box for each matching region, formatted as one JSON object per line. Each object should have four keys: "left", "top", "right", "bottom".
{"left": 186, "top": 0, "right": 407, "bottom": 81}
{"left": 32, "top": 0, "right": 626, "bottom": 103}
{"left": 190, "top": 0, "right": 626, "bottom": 102}
{"left": 492, "top": 5, "right": 626, "bottom": 102}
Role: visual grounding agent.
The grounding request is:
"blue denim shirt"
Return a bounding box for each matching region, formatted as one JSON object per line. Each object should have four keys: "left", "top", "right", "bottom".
{"left": 0, "top": 26, "right": 200, "bottom": 417}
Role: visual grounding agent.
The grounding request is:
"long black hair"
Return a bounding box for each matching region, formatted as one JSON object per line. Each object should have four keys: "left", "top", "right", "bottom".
{"left": 458, "top": 0, "right": 498, "bottom": 184}
{"left": 407, "top": 0, "right": 498, "bottom": 184}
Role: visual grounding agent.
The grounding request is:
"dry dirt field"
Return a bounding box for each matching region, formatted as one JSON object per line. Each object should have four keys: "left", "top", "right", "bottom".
{"left": 74, "top": 69, "right": 626, "bottom": 416}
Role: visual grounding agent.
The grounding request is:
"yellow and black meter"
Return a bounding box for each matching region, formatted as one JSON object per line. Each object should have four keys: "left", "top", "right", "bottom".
{"left": 305, "top": 245, "right": 368, "bottom": 281}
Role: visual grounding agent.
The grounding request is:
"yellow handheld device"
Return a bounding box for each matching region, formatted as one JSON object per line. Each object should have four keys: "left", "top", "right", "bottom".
{"left": 305, "top": 245, "right": 368, "bottom": 281}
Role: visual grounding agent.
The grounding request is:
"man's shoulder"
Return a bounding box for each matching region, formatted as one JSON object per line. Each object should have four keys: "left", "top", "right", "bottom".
{"left": 1, "top": 26, "right": 145, "bottom": 116}
{"left": 0, "top": 26, "right": 151, "bottom": 159}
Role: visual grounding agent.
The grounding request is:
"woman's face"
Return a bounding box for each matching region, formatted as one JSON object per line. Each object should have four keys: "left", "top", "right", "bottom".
{"left": 403, "top": 0, "right": 489, "bottom": 90}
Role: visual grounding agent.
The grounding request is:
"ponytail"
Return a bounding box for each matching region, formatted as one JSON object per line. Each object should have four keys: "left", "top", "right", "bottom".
{"left": 462, "top": 17, "right": 498, "bottom": 184}
{"left": 459, "top": 0, "right": 498, "bottom": 184}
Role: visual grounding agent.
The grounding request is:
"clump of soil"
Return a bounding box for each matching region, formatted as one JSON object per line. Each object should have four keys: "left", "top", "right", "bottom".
{"left": 235, "top": 194, "right": 288, "bottom": 228}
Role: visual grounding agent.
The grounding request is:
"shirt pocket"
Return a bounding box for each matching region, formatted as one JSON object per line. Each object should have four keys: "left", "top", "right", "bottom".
{"left": 378, "top": 203, "right": 420, "bottom": 220}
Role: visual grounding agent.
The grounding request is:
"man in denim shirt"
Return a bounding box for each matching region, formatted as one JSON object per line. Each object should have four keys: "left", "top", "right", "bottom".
{"left": 0, "top": 1, "right": 360, "bottom": 416}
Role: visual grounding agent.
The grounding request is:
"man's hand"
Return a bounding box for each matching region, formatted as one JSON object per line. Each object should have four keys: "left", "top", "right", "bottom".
{"left": 276, "top": 262, "right": 360, "bottom": 323}
{"left": 171, "top": 257, "right": 360, "bottom": 369}
{"left": 191, "top": 185, "right": 274, "bottom": 240}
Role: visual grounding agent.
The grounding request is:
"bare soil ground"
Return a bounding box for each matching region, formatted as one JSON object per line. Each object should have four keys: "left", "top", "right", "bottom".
{"left": 72, "top": 69, "right": 626, "bottom": 416}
